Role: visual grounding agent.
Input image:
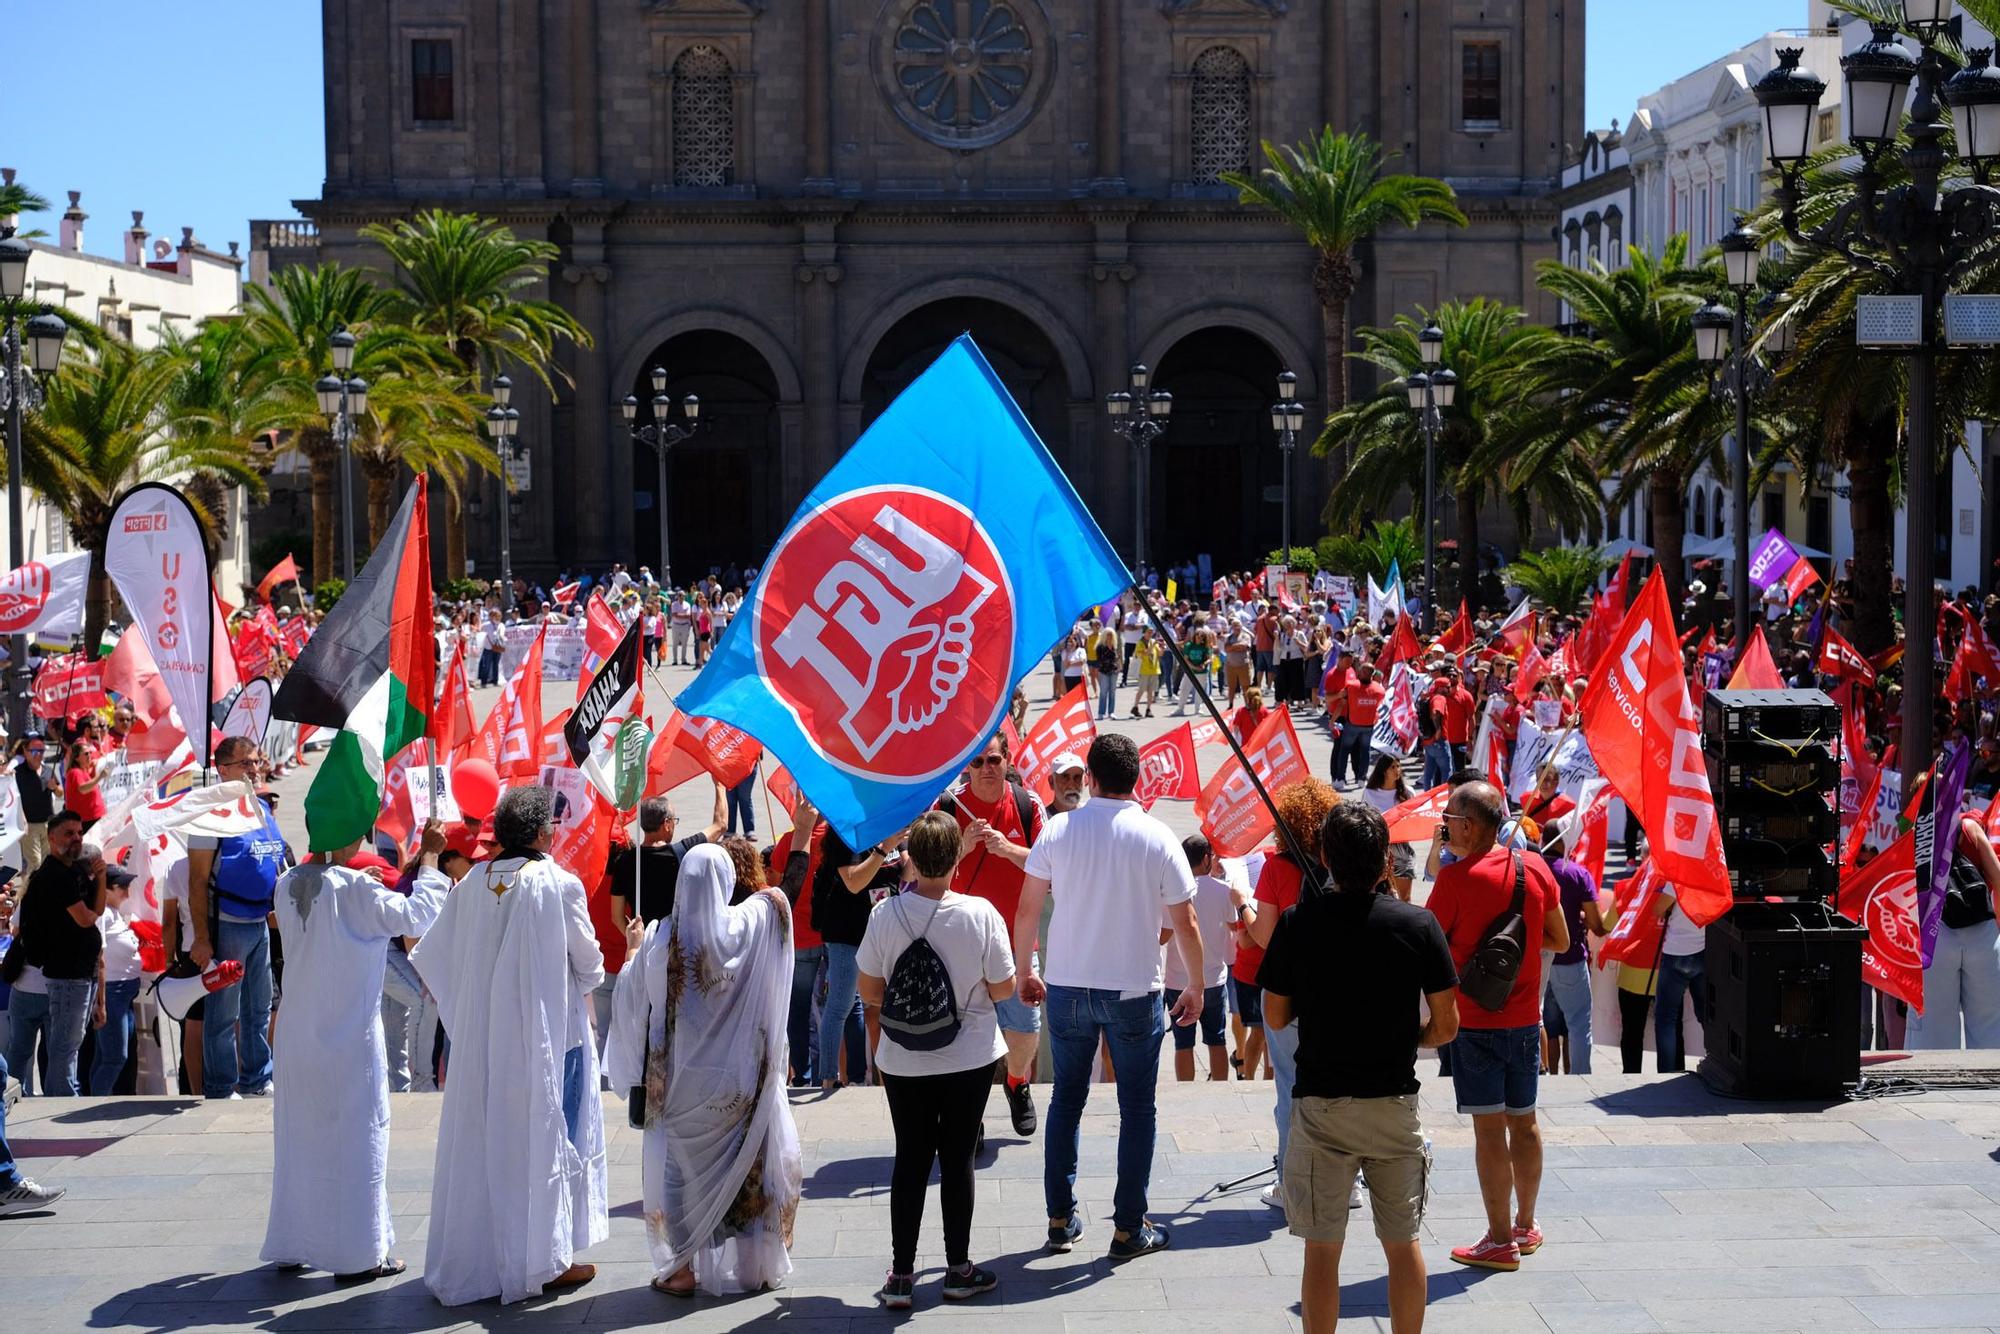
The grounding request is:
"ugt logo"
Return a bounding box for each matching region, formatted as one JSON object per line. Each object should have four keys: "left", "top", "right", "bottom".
{"left": 0, "top": 561, "right": 52, "bottom": 633}
{"left": 756, "top": 487, "right": 1013, "bottom": 782}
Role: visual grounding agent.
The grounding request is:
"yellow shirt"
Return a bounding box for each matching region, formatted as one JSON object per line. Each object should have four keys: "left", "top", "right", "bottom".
{"left": 1135, "top": 640, "right": 1160, "bottom": 676}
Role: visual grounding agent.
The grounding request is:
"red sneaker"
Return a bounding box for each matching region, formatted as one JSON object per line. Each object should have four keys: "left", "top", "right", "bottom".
{"left": 1450, "top": 1235, "right": 1521, "bottom": 1271}
{"left": 1512, "top": 1224, "right": 1544, "bottom": 1255}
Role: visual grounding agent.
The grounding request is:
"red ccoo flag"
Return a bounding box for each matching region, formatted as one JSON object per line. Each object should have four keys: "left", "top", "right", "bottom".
{"left": 1195, "top": 708, "right": 1308, "bottom": 857}
{"left": 1817, "top": 626, "right": 1877, "bottom": 685}
{"left": 1014, "top": 683, "right": 1095, "bottom": 802}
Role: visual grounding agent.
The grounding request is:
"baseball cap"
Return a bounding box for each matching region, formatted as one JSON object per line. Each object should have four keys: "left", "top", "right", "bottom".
{"left": 1051, "top": 753, "right": 1086, "bottom": 775}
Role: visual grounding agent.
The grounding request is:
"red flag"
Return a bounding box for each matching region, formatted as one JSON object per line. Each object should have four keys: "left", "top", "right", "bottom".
{"left": 377, "top": 740, "right": 425, "bottom": 850}
{"left": 576, "top": 591, "right": 624, "bottom": 701}
{"left": 1726, "top": 627, "right": 1784, "bottom": 690}
{"left": 1954, "top": 607, "right": 2000, "bottom": 684}
{"left": 104, "top": 624, "right": 179, "bottom": 759}
{"left": 256, "top": 554, "right": 299, "bottom": 604}
{"left": 1578, "top": 569, "right": 1733, "bottom": 925}
{"left": 1604, "top": 551, "right": 1632, "bottom": 611}
{"left": 1134, "top": 723, "right": 1200, "bottom": 810}
{"left": 1015, "top": 683, "right": 1096, "bottom": 801}
{"left": 551, "top": 789, "right": 613, "bottom": 883}
{"left": 550, "top": 580, "right": 582, "bottom": 608}
{"left": 1834, "top": 826, "right": 1925, "bottom": 1013}
{"left": 278, "top": 616, "right": 312, "bottom": 660}
{"left": 1567, "top": 781, "right": 1616, "bottom": 886}
{"left": 31, "top": 652, "right": 107, "bottom": 721}
{"left": 672, "top": 710, "right": 762, "bottom": 788}
{"left": 1495, "top": 599, "right": 1535, "bottom": 661}
{"left": 470, "top": 626, "right": 546, "bottom": 780}
{"left": 540, "top": 707, "right": 574, "bottom": 767}
{"left": 1868, "top": 641, "right": 1906, "bottom": 675}
{"left": 1597, "top": 859, "right": 1667, "bottom": 971}
{"left": 1437, "top": 600, "right": 1473, "bottom": 654}
{"left": 1689, "top": 628, "right": 1717, "bottom": 711}
{"left": 1376, "top": 617, "right": 1422, "bottom": 674}
{"left": 1189, "top": 718, "right": 1226, "bottom": 749}
{"left": 1001, "top": 714, "right": 1025, "bottom": 755}
{"left": 1983, "top": 786, "right": 2000, "bottom": 842}
{"left": 1211, "top": 577, "right": 1229, "bottom": 605}
{"left": 1513, "top": 645, "right": 1548, "bottom": 704}
{"left": 1945, "top": 644, "right": 1976, "bottom": 704}
{"left": 432, "top": 639, "right": 475, "bottom": 758}
{"left": 767, "top": 764, "right": 800, "bottom": 818}
{"left": 644, "top": 708, "right": 694, "bottom": 797}
{"left": 1383, "top": 782, "right": 1451, "bottom": 845}
{"left": 1195, "top": 708, "right": 1309, "bottom": 857}
{"left": 1844, "top": 763, "right": 1885, "bottom": 867}
{"left": 1818, "top": 627, "right": 1877, "bottom": 685}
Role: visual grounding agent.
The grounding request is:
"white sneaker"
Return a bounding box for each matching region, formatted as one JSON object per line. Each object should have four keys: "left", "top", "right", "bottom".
{"left": 244, "top": 1082, "right": 274, "bottom": 1097}
{"left": 1260, "top": 1182, "right": 1285, "bottom": 1210}
{"left": 0, "top": 1178, "right": 65, "bottom": 1216}
{"left": 2, "top": 1076, "right": 19, "bottom": 1114}
{"left": 1349, "top": 1180, "right": 1364, "bottom": 1210}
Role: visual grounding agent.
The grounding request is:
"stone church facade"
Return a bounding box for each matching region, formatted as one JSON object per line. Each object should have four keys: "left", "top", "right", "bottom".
{"left": 290, "top": 0, "right": 1583, "bottom": 584}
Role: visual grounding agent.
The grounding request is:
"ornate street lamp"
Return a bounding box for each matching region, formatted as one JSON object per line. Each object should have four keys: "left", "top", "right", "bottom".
{"left": 1406, "top": 330, "right": 1455, "bottom": 635}
{"left": 0, "top": 229, "right": 70, "bottom": 737}
{"left": 1106, "top": 363, "right": 1171, "bottom": 576}
{"left": 318, "top": 326, "right": 368, "bottom": 582}
{"left": 1269, "top": 370, "right": 1305, "bottom": 567}
{"left": 622, "top": 365, "right": 701, "bottom": 590}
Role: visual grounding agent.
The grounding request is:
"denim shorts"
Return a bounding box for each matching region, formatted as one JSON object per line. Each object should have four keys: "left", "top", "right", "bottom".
{"left": 995, "top": 950, "right": 1041, "bottom": 1034}
{"left": 1230, "top": 974, "right": 1264, "bottom": 1027}
{"left": 1169, "top": 983, "right": 1228, "bottom": 1050}
{"left": 1449, "top": 1024, "right": 1542, "bottom": 1116}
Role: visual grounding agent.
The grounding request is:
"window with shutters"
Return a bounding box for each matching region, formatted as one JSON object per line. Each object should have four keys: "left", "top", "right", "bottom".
{"left": 1189, "top": 46, "right": 1252, "bottom": 184}
{"left": 412, "top": 39, "right": 455, "bottom": 125}
{"left": 1462, "top": 41, "right": 1502, "bottom": 130}
{"left": 672, "top": 44, "right": 735, "bottom": 187}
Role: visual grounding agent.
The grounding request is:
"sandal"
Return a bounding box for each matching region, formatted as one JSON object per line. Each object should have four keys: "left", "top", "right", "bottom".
{"left": 652, "top": 1273, "right": 698, "bottom": 1298}
{"left": 333, "top": 1258, "right": 406, "bottom": 1284}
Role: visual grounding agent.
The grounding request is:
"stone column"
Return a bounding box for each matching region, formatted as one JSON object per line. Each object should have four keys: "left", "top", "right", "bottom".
{"left": 560, "top": 219, "right": 619, "bottom": 569}
{"left": 803, "top": 0, "right": 835, "bottom": 192}
{"left": 571, "top": 0, "right": 603, "bottom": 194}
{"left": 1093, "top": 0, "right": 1124, "bottom": 192}
{"left": 1088, "top": 208, "right": 1138, "bottom": 558}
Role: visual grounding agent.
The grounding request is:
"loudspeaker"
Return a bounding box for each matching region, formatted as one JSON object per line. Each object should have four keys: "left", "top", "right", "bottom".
{"left": 1697, "top": 901, "right": 1867, "bottom": 1099}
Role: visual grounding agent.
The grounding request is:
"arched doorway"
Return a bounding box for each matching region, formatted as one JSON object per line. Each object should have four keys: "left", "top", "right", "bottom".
{"left": 629, "top": 331, "right": 780, "bottom": 588}
{"left": 1151, "top": 327, "right": 1286, "bottom": 573}
{"left": 858, "top": 297, "right": 1071, "bottom": 453}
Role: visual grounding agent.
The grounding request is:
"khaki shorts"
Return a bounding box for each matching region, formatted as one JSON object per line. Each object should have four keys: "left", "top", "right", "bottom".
{"left": 1283, "top": 1093, "right": 1430, "bottom": 1244}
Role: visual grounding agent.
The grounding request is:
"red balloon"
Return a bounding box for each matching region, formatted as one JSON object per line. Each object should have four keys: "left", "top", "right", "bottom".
{"left": 452, "top": 757, "right": 501, "bottom": 820}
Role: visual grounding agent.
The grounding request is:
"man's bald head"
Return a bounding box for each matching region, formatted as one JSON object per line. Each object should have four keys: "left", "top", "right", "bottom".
{"left": 1447, "top": 781, "right": 1505, "bottom": 832}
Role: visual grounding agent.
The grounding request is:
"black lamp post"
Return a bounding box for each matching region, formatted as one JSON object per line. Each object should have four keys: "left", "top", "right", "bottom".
{"left": 1408, "top": 321, "right": 1454, "bottom": 634}
{"left": 1753, "top": 8, "right": 2000, "bottom": 790}
{"left": 1106, "top": 363, "right": 1172, "bottom": 577}
{"left": 315, "top": 326, "right": 367, "bottom": 583}
{"left": 622, "top": 367, "right": 701, "bottom": 591}
{"left": 483, "top": 374, "right": 521, "bottom": 614}
{"left": 1269, "top": 371, "right": 1305, "bottom": 568}
{"left": 0, "top": 230, "right": 69, "bottom": 738}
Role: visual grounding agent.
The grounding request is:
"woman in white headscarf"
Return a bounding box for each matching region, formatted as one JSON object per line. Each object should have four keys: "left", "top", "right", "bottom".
{"left": 605, "top": 843, "right": 801, "bottom": 1297}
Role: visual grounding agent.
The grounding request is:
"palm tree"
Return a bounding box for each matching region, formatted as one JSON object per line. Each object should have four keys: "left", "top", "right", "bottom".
{"left": 237, "top": 264, "right": 445, "bottom": 582}
{"left": 1316, "top": 518, "right": 1421, "bottom": 586}
{"left": 1320, "top": 300, "right": 1604, "bottom": 602}
{"left": 1501, "top": 545, "right": 1612, "bottom": 618}
{"left": 359, "top": 210, "right": 593, "bottom": 578}
{"left": 1223, "top": 130, "right": 1466, "bottom": 473}
{"left": 25, "top": 339, "right": 264, "bottom": 648}
{"left": 160, "top": 318, "right": 290, "bottom": 569}
{"left": 0, "top": 174, "right": 51, "bottom": 238}
{"left": 351, "top": 369, "right": 497, "bottom": 544}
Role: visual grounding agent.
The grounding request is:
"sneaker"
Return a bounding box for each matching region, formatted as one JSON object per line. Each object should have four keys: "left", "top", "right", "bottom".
{"left": 1259, "top": 1182, "right": 1285, "bottom": 1210}
{"left": 875, "top": 1272, "right": 914, "bottom": 1310}
{"left": 940, "top": 1263, "right": 998, "bottom": 1301}
{"left": 1449, "top": 1235, "right": 1521, "bottom": 1272}
{"left": 2, "top": 1076, "right": 18, "bottom": 1114}
{"left": 1046, "top": 1215, "right": 1083, "bottom": 1253}
{"left": 1512, "top": 1224, "right": 1544, "bottom": 1255}
{"left": 0, "top": 1178, "right": 65, "bottom": 1217}
{"left": 243, "top": 1082, "right": 274, "bottom": 1097}
{"left": 1107, "top": 1222, "right": 1171, "bottom": 1262}
{"left": 1004, "top": 1079, "right": 1037, "bottom": 1136}
{"left": 1350, "top": 1180, "right": 1364, "bottom": 1210}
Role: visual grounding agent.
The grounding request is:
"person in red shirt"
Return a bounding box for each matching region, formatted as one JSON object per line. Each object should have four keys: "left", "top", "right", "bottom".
{"left": 936, "top": 733, "right": 1047, "bottom": 1136}
{"left": 1334, "top": 662, "right": 1384, "bottom": 786}
{"left": 1425, "top": 781, "right": 1569, "bottom": 1273}
{"left": 1230, "top": 685, "right": 1272, "bottom": 744}
{"left": 768, "top": 792, "right": 833, "bottom": 1087}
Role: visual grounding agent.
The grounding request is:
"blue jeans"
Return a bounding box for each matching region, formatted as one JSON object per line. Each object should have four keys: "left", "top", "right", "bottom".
{"left": 88, "top": 978, "right": 141, "bottom": 1096}
{"left": 1043, "top": 985, "right": 1166, "bottom": 1234}
{"left": 203, "top": 918, "right": 275, "bottom": 1098}
{"left": 816, "top": 942, "right": 867, "bottom": 1086}
{"left": 477, "top": 647, "right": 501, "bottom": 687}
{"left": 727, "top": 774, "right": 757, "bottom": 837}
{"left": 561, "top": 1045, "right": 584, "bottom": 1144}
{"left": 0, "top": 1051, "right": 17, "bottom": 1186}
{"left": 1421, "top": 740, "right": 1454, "bottom": 790}
{"left": 4, "top": 980, "right": 94, "bottom": 1097}
{"left": 1654, "top": 951, "right": 1707, "bottom": 1073}
{"left": 1265, "top": 1017, "right": 1301, "bottom": 1178}
{"left": 1544, "top": 960, "right": 1594, "bottom": 1074}
{"left": 1096, "top": 671, "right": 1118, "bottom": 717}
{"left": 1450, "top": 1024, "right": 1542, "bottom": 1115}
{"left": 789, "top": 945, "right": 824, "bottom": 1084}
{"left": 1334, "top": 722, "right": 1372, "bottom": 785}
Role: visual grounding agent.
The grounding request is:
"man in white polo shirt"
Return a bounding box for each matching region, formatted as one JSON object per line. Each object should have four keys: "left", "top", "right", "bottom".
{"left": 1013, "top": 734, "right": 1203, "bottom": 1263}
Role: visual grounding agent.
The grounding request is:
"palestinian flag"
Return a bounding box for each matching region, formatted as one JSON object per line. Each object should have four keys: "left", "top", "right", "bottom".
{"left": 272, "top": 477, "right": 436, "bottom": 851}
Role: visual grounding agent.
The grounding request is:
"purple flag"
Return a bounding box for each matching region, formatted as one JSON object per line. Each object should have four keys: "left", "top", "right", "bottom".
{"left": 1916, "top": 739, "right": 1973, "bottom": 967}
{"left": 1746, "top": 528, "right": 1801, "bottom": 590}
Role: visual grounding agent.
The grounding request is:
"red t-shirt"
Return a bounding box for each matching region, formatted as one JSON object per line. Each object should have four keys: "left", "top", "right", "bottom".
{"left": 772, "top": 826, "right": 823, "bottom": 949}
{"left": 588, "top": 872, "right": 628, "bottom": 973}
{"left": 1231, "top": 705, "right": 1270, "bottom": 741}
{"left": 1232, "top": 854, "right": 1306, "bottom": 985}
{"left": 1427, "top": 846, "right": 1557, "bottom": 1030}
{"left": 942, "top": 784, "right": 1044, "bottom": 932}
{"left": 1345, "top": 681, "right": 1385, "bottom": 726}
{"left": 66, "top": 767, "right": 106, "bottom": 822}
{"left": 1443, "top": 687, "right": 1475, "bottom": 745}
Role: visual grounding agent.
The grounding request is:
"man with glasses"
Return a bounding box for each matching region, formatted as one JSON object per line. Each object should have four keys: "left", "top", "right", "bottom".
{"left": 937, "top": 733, "right": 1047, "bottom": 1135}
{"left": 187, "top": 737, "right": 287, "bottom": 1099}
{"left": 13, "top": 739, "right": 54, "bottom": 873}
{"left": 608, "top": 785, "right": 726, "bottom": 931}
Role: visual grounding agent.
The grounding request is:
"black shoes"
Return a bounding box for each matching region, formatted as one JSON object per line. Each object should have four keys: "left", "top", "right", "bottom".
{"left": 1005, "top": 1079, "right": 1037, "bottom": 1136}
{"left": 1108, "top": 1222, "right": 1171, "bottom": 1261}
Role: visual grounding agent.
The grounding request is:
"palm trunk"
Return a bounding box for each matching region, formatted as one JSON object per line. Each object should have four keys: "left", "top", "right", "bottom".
{"left": 364, "top": 464, "right": 397, "bottom": 546}
{"left": 1648, "top": 468, "right": 1687, "bottom": 615}
{"left": 310, "top": 451, "right": 336, "bottom": 591}
{"left": 1454, "top": 486, "right": 1481, "bottom": 613}
{"left": 1847, "top": 434, "right": 1895, "bottom": 655}
{"left": 1315, "top": 251, "right": 1356, "bottom": 483}
{"left": 445, "top": 489, "right": 467, "bottom": 580}
{"left": 83, "top": 546, "right": 112, "bottom": 660}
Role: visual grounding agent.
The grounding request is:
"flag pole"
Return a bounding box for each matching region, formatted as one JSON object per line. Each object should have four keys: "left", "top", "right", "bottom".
{"left": 1131, "top": 583, "right": 1323, "bottom": 886}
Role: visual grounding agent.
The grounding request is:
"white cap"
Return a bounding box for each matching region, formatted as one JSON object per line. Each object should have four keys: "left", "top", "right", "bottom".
{"left": 1051, "top": 752, "right": 1086, "bottom": 775}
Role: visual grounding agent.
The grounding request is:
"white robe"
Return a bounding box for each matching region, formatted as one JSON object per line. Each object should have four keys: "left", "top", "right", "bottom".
{"left": 261, "top": 863, "right": 449, "bottom": 1275}
{"left": 410, "top": 852, "right": 608, "bottom": 1306}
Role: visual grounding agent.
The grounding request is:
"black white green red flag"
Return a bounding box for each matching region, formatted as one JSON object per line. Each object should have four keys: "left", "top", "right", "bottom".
{"left": 271, "top": 477, "right": 436, "bottom": 851}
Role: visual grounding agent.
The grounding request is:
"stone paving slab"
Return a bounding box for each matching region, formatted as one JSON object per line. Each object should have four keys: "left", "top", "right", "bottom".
{"left": 4, "top": 1070, "right": 2000, "bottom": 1332}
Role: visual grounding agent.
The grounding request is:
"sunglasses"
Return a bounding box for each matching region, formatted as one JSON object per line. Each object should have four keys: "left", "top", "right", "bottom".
{"left": 968, "top": 756, "right": 1006, "bottom": 769}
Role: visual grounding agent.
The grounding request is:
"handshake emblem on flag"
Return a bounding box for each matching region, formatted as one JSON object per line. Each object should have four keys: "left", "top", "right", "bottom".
{"left": 762, "top": 489, "right": 1012, "bottom": 778}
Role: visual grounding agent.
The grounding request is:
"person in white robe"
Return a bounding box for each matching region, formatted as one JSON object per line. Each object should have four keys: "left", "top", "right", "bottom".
{"left": 605, "top": 843, "right": 801, "bottom": 1297}
{"left": 410, "top": 786, "right": 608, "bottom": 1306}
{"left": 260, "top": 820, "right": 451, "bottom": 1281}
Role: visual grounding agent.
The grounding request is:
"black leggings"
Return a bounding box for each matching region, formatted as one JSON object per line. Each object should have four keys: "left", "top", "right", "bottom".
{"left": 1618, "top": 988, "right": 1654, "bottom": 1074}
{"left": 881, "top": 1059, "right": 998, "bottom": 1274}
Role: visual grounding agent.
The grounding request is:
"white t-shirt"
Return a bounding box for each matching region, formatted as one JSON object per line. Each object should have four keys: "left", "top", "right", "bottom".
{"left": 98, "top": 907, "right": 143, "bottom": 983}
{"left": 857, "top": 890, "right": 1013, "bottom": 1078}
{"left": 1121, "top": 611, "right": 1142, "bottom": 647}
{"left": 158, "top": 858, "right": 194, "bottom": 943}
{"left": 1025, "top": 798, "right": 1195, "bottom": 994}
{"left": 1162, "top": 872, "right": 1235, "bottom": 991}
{"left": 1660, "top": 883, "right": 1706, "bottom": 956}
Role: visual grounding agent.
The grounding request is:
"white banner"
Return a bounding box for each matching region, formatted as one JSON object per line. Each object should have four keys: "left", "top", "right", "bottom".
{"left": 0, "top": 550, "right": 90, "bottom": 639}
{"left": 1508, "top": 717, "right": 1601, "bottom": 802}
{"left": 103, "top": 485, "right": 222, "bottom": 768}
{"left": 220, "top": 678, "right": 273, "bottom": 746}
{"left": 0, "top": 760, "right": 23, "bottom": 862}
{"left": 500, "top": 621, "right": 587, "bottom": 680}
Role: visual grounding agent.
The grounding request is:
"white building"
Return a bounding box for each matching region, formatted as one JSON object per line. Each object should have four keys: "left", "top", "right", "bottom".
{"left": 1, "top": 183, "right": 252, "bottom": 602}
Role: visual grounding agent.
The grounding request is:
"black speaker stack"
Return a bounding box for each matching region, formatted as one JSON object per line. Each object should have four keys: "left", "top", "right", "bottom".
{"left": 1696, "top": 689, "right": 1867, "bottom": 1100}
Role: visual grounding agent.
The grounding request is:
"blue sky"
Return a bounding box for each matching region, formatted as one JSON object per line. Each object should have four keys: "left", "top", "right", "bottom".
{"left": 9, "top": 0, "right": 1807, "bottom": 263}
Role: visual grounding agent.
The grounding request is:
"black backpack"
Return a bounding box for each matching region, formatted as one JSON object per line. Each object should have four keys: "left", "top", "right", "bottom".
{"left": 1458, "top": 852, "right": 1531, "bottom": 1012}
{"left": 878, "top": 895, "right": 968, "bottom": 1052}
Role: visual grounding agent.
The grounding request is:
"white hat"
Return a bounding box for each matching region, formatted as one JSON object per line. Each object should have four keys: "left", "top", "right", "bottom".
{"left": 1051, "top": 752, "right": 1086, "bottom": 775}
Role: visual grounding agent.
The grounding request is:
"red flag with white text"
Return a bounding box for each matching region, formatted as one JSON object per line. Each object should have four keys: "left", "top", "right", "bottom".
{"left": 1196, "top": 708, "right": 1308, "bottom": 857}
{"left": 1818, "top": 627, "right": 1876, "bottom": 686}
{"left": 470, "top": 626, "right": 546, "bottom": 781}
{"left": 1014, "top": 683, "right": 1095, "bottom": 801}
{"left": 1597, "top": 858, "right": 1667, "bottom": 970}
{"left": 1134, "top": 723, "right": 1200, "bottom": 810}
{"left": 1383, "top": 782, "right": 1451, "bottom": 845}
{"left": 1835, "top": 826, "right": 1925, "bottom": 1013}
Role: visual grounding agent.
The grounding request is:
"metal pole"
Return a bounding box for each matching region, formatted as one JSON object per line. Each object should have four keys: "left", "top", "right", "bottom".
{"left": 1280, "top": 431, "right": 1292, "bottom": 567}
{"left": 1421, "top": 388, "right": 1437, "bottom": 636}
{"left": 1731, "top": 290, "right": 1753, "bottom": 648}
{"left": 656, "top": 439, "right": 671, "bottom": 590}
{"left": 4, "top": 318, "right": 27, "bottom": 741}
{"left": 499, "top": 443, "right": 515, "bottom": 615}
{"left": 337, "top": 388, "right": 356, "bottom": 583}
{"left": 1133, "top": 438, "right": 1146, "bottom": 578}
{"left": 1903, "top": 336, "right": 1938, "bottom": 795}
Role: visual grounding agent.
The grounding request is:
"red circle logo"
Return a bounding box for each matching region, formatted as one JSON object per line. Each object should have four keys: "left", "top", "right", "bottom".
{"left": 753, "top": 486, "right": 1014, "bottom": 783}
{"left": 0, "top": 561, "right": 53, "bottom": 633}
{"left": 1865, "top": 876, "right": 1921, "bottom": 970}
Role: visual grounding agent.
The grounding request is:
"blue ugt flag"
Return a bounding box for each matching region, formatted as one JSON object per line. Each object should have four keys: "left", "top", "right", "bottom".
{"left": 675, "top": 334, "right": 1129, "bottom": 848}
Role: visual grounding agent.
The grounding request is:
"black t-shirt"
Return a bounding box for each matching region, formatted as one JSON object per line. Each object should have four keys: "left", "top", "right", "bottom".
{"left": 1258, "top": 890, "right": 1456, "bottom": 1099}
{"left": 20, "top": 856, "right": 101, "bottom": 980}
{"left": 810, "top": 828, "right": 899, "bottom": 947}
{"left": 15, "top": 763, "right": 53, "bottom": 824}
{"left": 608, "top": 834, "right": 707, "bottom": 925}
